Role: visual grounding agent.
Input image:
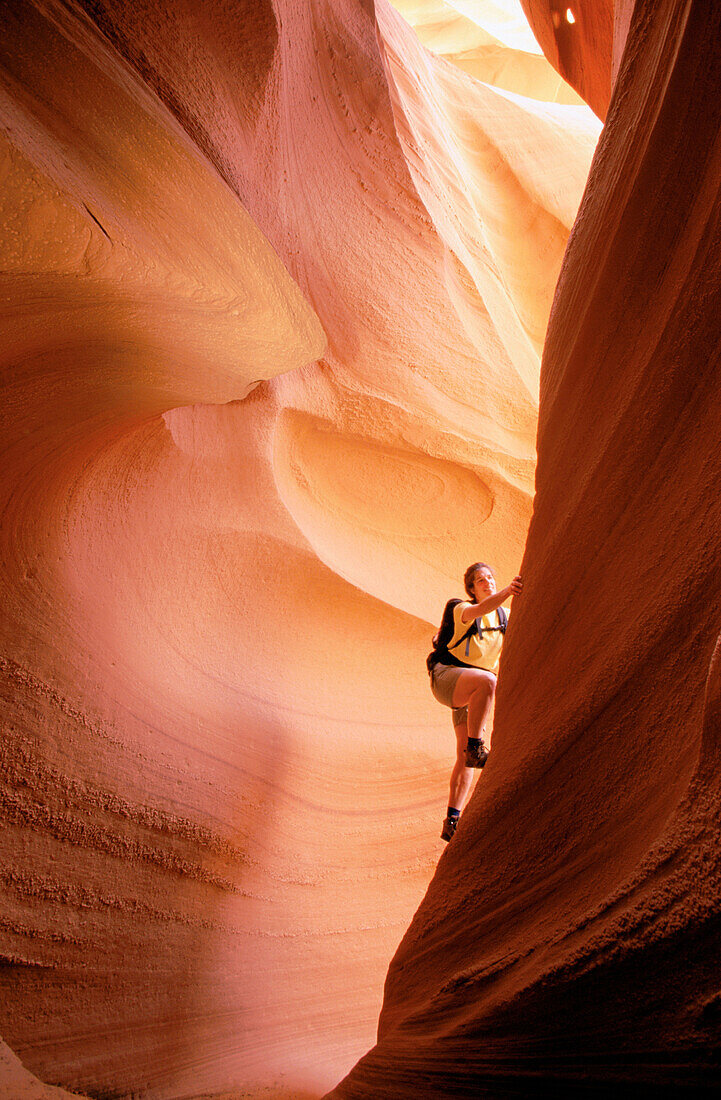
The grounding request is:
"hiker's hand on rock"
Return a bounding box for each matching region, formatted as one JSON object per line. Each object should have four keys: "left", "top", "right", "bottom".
{"left": 508, "top": 575, "right": 523, "bottom": 596}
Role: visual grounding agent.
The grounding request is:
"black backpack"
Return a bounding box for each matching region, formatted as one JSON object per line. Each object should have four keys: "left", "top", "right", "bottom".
{"left": 426, "top": 599, "right": 507, "bottom": 673}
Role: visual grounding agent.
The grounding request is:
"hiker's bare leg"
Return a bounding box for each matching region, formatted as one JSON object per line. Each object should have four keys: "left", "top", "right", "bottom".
{"left": 448, "top": 720, "right": 475, "bottom": 811}
{"left": 451, "top": 669, "right": 497, "bottom": 747}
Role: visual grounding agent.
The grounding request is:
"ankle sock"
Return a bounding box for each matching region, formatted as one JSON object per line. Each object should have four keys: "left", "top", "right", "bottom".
{"left": 447, "top": 806, "right": 460, "bottom": 820}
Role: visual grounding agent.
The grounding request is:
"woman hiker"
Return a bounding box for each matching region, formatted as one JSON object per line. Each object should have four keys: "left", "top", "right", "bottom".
{"left": 427, "top": 562, "right": 523, "bottom": 842}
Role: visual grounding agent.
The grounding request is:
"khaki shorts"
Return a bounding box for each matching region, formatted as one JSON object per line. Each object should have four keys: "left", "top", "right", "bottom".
{"left": 430, "top": 663, "right": 468, "bottom": 727}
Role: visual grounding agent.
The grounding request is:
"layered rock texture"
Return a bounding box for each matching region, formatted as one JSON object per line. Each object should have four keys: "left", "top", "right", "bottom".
{"left": 333, "top": 0, "right": 721, "bottom": 1095}
{"left": 0, "top": 1040, "right": 82, "bottom": 1100}
{"left": 0, "top": 0, "right": 596, "bottom": 1094}
{"left": 3, "top": 0, "right": 716, "bottom": 1098}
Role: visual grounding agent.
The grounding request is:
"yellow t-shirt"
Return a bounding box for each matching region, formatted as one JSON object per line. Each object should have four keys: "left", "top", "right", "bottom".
{"left": 446, "top": 601, "right": 509, "bottom": 671}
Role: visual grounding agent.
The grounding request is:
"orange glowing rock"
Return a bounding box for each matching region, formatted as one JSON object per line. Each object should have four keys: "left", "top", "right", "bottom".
{"left": 1, "top": 0, "right": 601, "bottom": 1096}
{"left": 332, "top": 0, "right": 721, "bottom": 1094}
{"left": 519, "top": 0, "right": 615, "bottom": 118}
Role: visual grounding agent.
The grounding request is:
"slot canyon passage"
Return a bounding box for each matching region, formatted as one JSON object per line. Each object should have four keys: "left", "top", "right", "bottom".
{"left": 1, "top": 0, "right": 720, "bottom": 1096}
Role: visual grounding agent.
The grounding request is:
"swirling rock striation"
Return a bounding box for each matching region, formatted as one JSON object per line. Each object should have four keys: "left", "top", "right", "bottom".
{"left": 1, "top": 0, "right": 596, "bottom": 1096}
{"left": 330, "top": 0, "right": 721, "bottom": 1095}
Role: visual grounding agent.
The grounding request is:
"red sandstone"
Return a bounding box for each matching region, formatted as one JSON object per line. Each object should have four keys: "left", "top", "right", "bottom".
{"left": 1, "top": 1, "right": 718, "bottom": 1098}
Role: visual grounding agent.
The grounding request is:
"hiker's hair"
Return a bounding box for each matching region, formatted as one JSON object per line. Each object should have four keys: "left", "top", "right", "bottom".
{"left": 464, "top": 562, "right": 494, "bottom": 600}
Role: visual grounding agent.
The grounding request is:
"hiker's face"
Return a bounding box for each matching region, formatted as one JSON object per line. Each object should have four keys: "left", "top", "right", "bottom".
{"left": 471, "top": 567, "right": 496, "bottom": 601}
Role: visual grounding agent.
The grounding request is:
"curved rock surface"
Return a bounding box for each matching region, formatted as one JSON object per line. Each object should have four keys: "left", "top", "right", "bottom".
{"left": 520, "top": 0, "right": 614, "bottom": 119}
{"left": 2, "top": 0, "right": 597, "bottom": 1096}
{"left": 332, "top": 0, "right": 721, "bottom": 1094}
{"left": 389, "top": 0, "right": 585, "bottom": 103}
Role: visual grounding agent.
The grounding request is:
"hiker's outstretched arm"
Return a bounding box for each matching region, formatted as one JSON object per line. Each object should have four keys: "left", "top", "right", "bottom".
{"left": 461, "top": 576, "right": 523, "bottom": 621}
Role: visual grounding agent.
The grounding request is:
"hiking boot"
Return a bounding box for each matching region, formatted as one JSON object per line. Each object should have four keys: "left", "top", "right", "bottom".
{"left": 465, "top": 739, "right": 489, "bottom": 769}
{"left": 440, "top": 815, "right": 458, "bottom": 842}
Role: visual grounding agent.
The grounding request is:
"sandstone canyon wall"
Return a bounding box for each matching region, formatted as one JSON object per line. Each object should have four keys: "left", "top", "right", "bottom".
{"left": 0, "top": 1040, "right": 82, "bottom": 1100}
{"left": 0, "top": 1, "right": 599, "bottom": 1097}
{"left": 520, "top": 0, "right": 614, "bottom": 118}
{"left": 333, "top": 0, "right": 721, "bottom": 1094}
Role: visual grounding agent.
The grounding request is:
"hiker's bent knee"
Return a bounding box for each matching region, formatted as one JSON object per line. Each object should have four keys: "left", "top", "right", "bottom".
{"left": 451, "top": 668, "right": 496, "bottom": 709}
{"left": 470, "top": 672, "right": 496, "bottom": 699}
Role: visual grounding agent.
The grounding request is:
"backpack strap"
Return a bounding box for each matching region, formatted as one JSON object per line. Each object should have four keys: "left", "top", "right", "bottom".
{"left": 449, "top": 620, "right": 478, "bottom": 657}
{"left": 460, "top": 607, "right": 507, "bottom": 655}
{"left": 428, "top": 603, "right": 508, "bottom": 671}
{"left": 427, "top": 599, "right": 463, "bottom": 672}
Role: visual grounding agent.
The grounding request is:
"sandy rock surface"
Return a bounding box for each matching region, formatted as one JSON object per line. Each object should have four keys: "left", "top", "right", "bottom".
{"left": 0, "top": 0, "right": 638, "bottom": 1097}
{"left": 332, "top": 0, "right": 721, "bottom": 1094}
{"left": 0, "top": 1039, "right": 85, "bottom": 1099}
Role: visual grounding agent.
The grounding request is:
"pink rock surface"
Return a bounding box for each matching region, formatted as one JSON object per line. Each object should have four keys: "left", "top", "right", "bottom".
{"left": 2, "top": 0, "right": 597, "bottom": 1096}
